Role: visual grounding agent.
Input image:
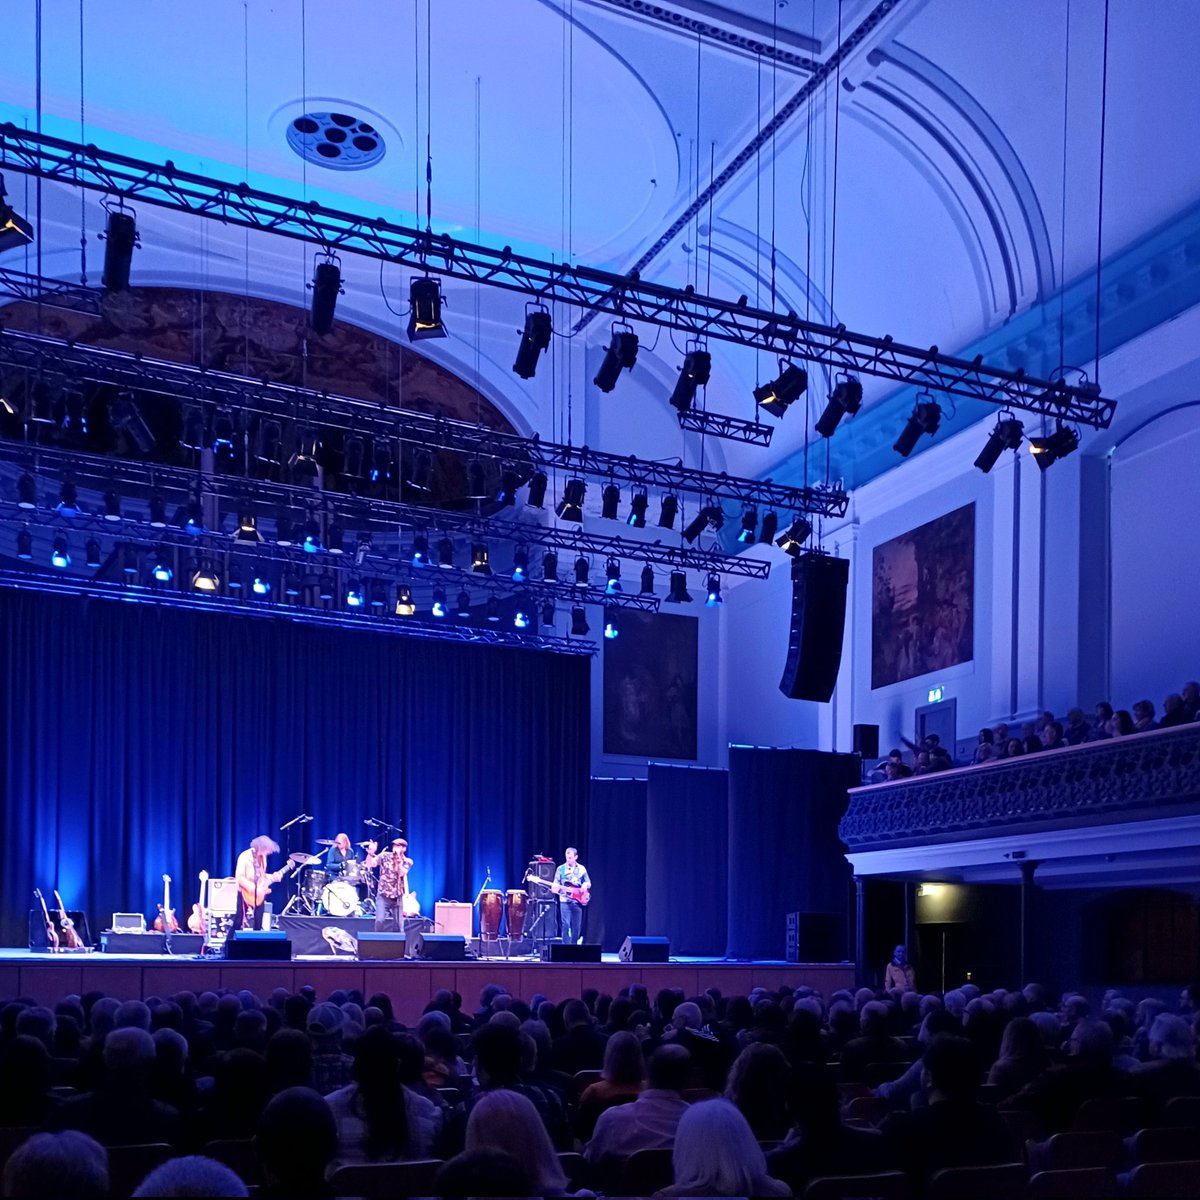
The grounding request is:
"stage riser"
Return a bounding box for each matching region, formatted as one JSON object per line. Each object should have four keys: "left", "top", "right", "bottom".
{"left": 0, "top": 961, "right": 854, "bottom": 1022}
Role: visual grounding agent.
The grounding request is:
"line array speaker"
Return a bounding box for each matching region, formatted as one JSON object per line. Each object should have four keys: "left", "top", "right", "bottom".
{"left": 779, "top": 554, "right": 849, "bottom": 703}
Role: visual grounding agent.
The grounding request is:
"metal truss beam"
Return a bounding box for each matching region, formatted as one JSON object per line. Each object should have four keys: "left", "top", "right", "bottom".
{"left": 677, "top": 409, "right": 774, "bottom": 445}
{"left": 0, "top": 266, "right": 104, "bottom": 315}
{"left": 0, "top": 325, "right": 841, "bottom": 518}
{"left": 0, "top": 126, "right": 1113, "bottom": 427}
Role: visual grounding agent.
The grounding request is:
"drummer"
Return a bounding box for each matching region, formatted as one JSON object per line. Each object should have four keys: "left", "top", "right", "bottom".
{"left": 327, "top": 833, "right": 358, "bottom": 874}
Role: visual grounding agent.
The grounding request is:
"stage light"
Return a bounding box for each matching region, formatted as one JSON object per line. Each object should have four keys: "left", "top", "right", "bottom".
{"left": 252, "top": 576, "right": 271, "bottom": 597}
{"left": 542, "top": 551, "right": 558, "bottom": 583}
{"left": 257, "top": 420, "right": 284, "bottom": 469}
{"left": 85, "top": 539, "right": 101, "bottom": 568}
{"left": 431, "top": 587, "right": 447, "bottom": 618}
{"left": 669, "top": 348, "right": 711, "bottom": 413}
{"left": 556, "top": 478, "right": 586, "bottom": 523}
{"left": 346, "top": 580, "right": 365, "bottom": 608}
{"left": 0, "top": 373, "right": 15, "bottom": 416}
{"left": 974, "top": 417, "right": 1025, "bottom": 473}
{"left": 541, "top": 601, "right": 556, "bottom": 627}
{"left": 234, "top": 513, "right": 263, "bottom": 543}
{"left": 570, "top": 606, "right": 590, "bottom": 636}
{"left": 15, "top": 528, "right": 32, "bottom": 560}
{"left": 369, "top": 583, "right": 387, "bottom": 609}
{"left": 101, "top": 207, "right": 138, "bottom": 292}
{"left": 284, "top": 574, "right": 301, "bottom": 597}
{"left": 455, "top": 589, "right": 472, "bottom": 618}
{"left": 17, "top": 472, "right": 36, "bottom": 509}
{"left": 1028, "top": 423, "right": 1079, "bottom": 471}
{"left": 408, "top": 449, "right": 433, "bottom": 492}
{"left": 394, "top": 585, "right": 415, "bottom": 616}
{"left": 593, "top": 327, "right": 639, "bottom": 392}
{"left": 326, "top": 523, "right": 346, "bottom": 555}
{"left": 466, "top": 459, "right": 488, "bottom": 500}
{"left": 682, "top": 505, "right": 721, "bottom": 545}
{"left": 527, "top": 471, "right": 548, "bottom": 508}
{"left": 513, "top": 307, "right": 552, "bottom": 378}
{"left": 471, "top": 543, "right": 492, "bottom": 575}
{"left": 226, "top": 568, "right": 243, "bottom": 592}
{"left": 640, "top": 565, "right": 654, "bottom": 594}
{"left": 318, "top": 575, "right": 335, "bottom": 601}
{"left": 601, "top": 483, "right": 620, "bottom": 521}
{"left": 179, "top": 405, "right": 206, "bottom": 452}
{"left": 574, "top": 555, "right": 590, "bottom": 587}
{"left": 737, "top": 507, "right": 758, "bottom": 543}
{"left": 370, "top": 439, "right": 394, "bottom": 485}
{"left": 275, "top": 514, "right": 295, "bottom": 546}
{"left": 109, "top": 393, "right": 156, "bottom": 453}
{"left": 152, "top": 551, "right": 173, "bottom": 583}
{"left": 514, "top": 599, "right": 532, "bottom": 629}
{"left": 50, "top": 535, "right": 70, "bottom": 568}
{"left": 486, "top": 597, "right": 501, "bottom": 623}
{"left": 815, "top": 376, "right": 863, "bottom": 438}
{"left": 290, "top": 427, "right": 321, "bottom": 481}
{"left": 407, "top": 277, "right": 446, "bottom": 341}
{"left": 605, "top": 557, "right": 622, "bottom": 594}
{"left": 437, "top": 537, "right": 454, "bottom": 568}
{"left": 210, "top": 410, "right": 238, "bottom": 461}
{"left": 342, "top": 437, "right": 366, "bottom": 481}
{"left": 705, "top": 573, "right": 723, "bottom": 606}
{"left": 666, "top": 570, "right": 693, "bottom": 604}
{"left": 122, "top": 546, "right": 139, "bottom": 575}
{"left": 658, "top": 494, "right": 678, "bottom": 529}
{"left": 103, "top": 490, "right": 122, "bottom": 522}
{"left": 758, "top": 511, "right": 779, "bottom": 544}
{"left": 309, "top": 253, "right": 343, "bottom": 335}
{"left": 754, "top": 363, "right": 808, "bottom": 418}
{"left": 776, "top": 517, "right": 813, "bottom": 557}
{"left": 302, "top": 518, "right": 322, "bottom": 553}
{"left": 496, "top": 465, "right": 522, "bottom": 507}
{"left": 893, "top": 399, "right": 941, "bottom": 457}
{"left": 149, "top": 494, "right": 167, "bottom": 528}
{"left": 0, "top": 174, "right": 34, "bottom": 251}
{"left": 191, "top": 561, "right": 220, "bottom": 592}
{"left": 412, "top": 533, "right": 430, "bottom": 565}
{"left": 182, "top": 498, "right": 205, "bottom": 535}
{"left": 512, "top": 546, "right": 529, "bottom": 582}
{"left": 627, "top": 490, "right": 648, "bottom": 528}
{"left": 603, "top": 609, "right": 620, "bottom": 639}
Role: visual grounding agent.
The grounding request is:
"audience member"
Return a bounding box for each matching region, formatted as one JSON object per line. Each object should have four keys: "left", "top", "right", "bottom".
{"left": 884, "top": 944, "right": 916, "bottom": 993}
{"left": 840, "top": 1001, "right": 907, "bottom": 1080}
{"left": 465, "top": 1089, "right": 570, "bottom": 1196}
{"left": 724, "top": 1042, "right": 791, "bottom": 1142}
{"left": 1022, "top": 722, "right": 1043, "bottom": 754}
{"left": 576, "top": 1030, "right": 644, "bottom": 1141}
{"left": 657, "top": 1098, "right": 789, "bottom": 1197}
{"left": 1006, "top": 737, "right": 1025, "bottom": 757}
{"left": 1182, "top": 681, "right": 1200, "bottom": 722}
{"left": 973, "top": 727, "right": 995, "bottom": 764}
{"left": 255, "top": 1086, "right": 337, "bottom": 1199}
{"left": 1093, "top": 701, "right": 1114, "bottom": 738}
{"left": 551, "top": 999, "right": 607, "bottom": 1075}
{"left": 1107, "top": 709, "right": 1135, "bottom": 737}
{"left": 132, "top": 1155, "right": 249, "bottom": 1197}
{"left": 1063, "top": 708, "right": 1091, "bottom": 745}
{"left": 1131, "top": 1013, "right": 1200, "bottom": 1120}
{"left": 435, "top": 1148, "right": 535, "bottom": 1197}
{"left": 2, "top": 1130, "right": 108, "bottom": 1198}
{"left": 1041, "top": 720, "right": 1066, "bottom": 751}
{"left": 1160, "top": 693, "right": 1190, "bottom": 728}
{"left": 307, "top": 1003, "right": 354, "bottom": 1096}
{"left": 987, "top": 1015, "right": 1050, "bottom": 1100}
{"left": 1132, "top": 699, "right": 1158, "bottom": 732}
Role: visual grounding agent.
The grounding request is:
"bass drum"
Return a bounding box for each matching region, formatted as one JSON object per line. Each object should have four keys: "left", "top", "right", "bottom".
{"left": 301, "top": 869, "right": 329, "bottom": 903}
{"left": 505, "top": 889, "right": 528, "bottom": 940}
{"left": 480, "top": 889, "right": 503, "bottom": 938}
{"left": 321, "top": 880, "right": 361, "bottom": 917}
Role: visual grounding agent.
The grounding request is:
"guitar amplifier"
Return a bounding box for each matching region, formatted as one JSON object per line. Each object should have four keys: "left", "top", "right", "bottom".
{"left": 205, "top": 877, "right": 240, "bottom": 915}
{"left": 434, "top": 901, "right": 473, "bottom": 938}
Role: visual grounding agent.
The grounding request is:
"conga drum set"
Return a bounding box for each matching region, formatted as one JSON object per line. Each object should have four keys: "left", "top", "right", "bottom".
{"left": 473, "top": 859, "right": 548, "bottom": 958}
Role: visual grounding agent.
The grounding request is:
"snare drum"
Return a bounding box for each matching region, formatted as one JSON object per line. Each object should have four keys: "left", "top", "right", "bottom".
{"left": 301, "top": 869, "right": 329, "bottom": 903}
{"left": 505, "top": 890, "right": 528, "bottom": 939}
{"left": 321, "top": 880, "right": 361, "bottom": 917}
{"left": 480, "top": 889, "right": 503, "bottom": 939}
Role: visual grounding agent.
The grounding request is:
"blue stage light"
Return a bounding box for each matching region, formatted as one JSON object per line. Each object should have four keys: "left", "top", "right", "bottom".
{"left": 346, "top": 580, "right": 365, "bottom": 608}
{"left": 252, "top": 576, "right": 271, "bottom": 597}
{"left": 50, "top": 535, "right": 70, "bottom": 568}
{"left": 431, "top": 587, "right": 447, "bottom": 618}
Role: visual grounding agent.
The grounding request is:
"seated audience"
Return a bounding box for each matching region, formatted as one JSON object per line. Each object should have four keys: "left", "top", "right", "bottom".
{"left": 2, "top": 1130, "right": 109, "bottom": 1198}
{"left": 577, "top": 1030, "right": 645, "bottom": 1141}
{"left": 657, "top": 1098, "right": 789, "bottom": 1197}
{"left": 1160, "top": 692, "right": 1190, "bottom": 728}
{"left": 307, "top": 1003, "right": 354, "bottom": 1096}
{"left": 1107, "top": 709, "right": 1135, "bottom": 737}
{"left": 551, "top": 999, "right": 607, "bottom": 1075}
{"left": 973, "top": 727, "right": 995, "bottom": 764}
{"left": 724, "top": 1042, "right": 792, "bottom": 1143}
{"left": 1022, "top": 721, "right": 1043, "bottom": 754}
{"left": 1131, "top": 1012, "right": 1200, "bottom": 1120}
{"left": 1006, "top": 737, "right": 1025, "bottom": 757}
{"left": 1041, "top": 720, "right": 1066, "bottom": 751}
{"left": 1093, "top": 701, "right": 1114, "bottom": 739}
{"left": 132, "top": 1155, "right": 249, "bottom": 1197}
{"left": 987, "top": 1015, "right": 1050, "bottom": 1100}
{"left": 468, "top": 1022, "right": 569, "bottom": 1150}
{"left": 464, "top": 1089, "right": 571, "bottom": 1197}
{"left": 1063, "top": 707, "right": 1091, "bottom": 745}
{"left": 0, "top": 1035, "right": 58, "bottom": 1127}
{"left": 839, "top": 1000, "right": 907, "bottom": 1080}
{"left": 435, "top": 1148, "right": 535, "bottom": 1197}
{"left": 1183, "top": 681, "right": 1200, "bottom": 722}
{"left": 1132, "top": 699, "right": 1158, "bottom": 732}
{"left": 255, "top": 1086, "right": 337, "bottom": 1199}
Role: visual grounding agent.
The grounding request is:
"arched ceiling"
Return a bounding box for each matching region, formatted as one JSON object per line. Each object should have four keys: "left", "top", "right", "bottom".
{"left": 2, "top": 0, "right": 1198, "bottom": 495}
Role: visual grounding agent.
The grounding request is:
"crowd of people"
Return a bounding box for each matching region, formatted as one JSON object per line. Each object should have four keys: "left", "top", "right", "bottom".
{"left": 3, "top": 973, "right": 1200, "bottom": 1196}
{"left": 873, "top": 678, "right": 1200, "bottom": 781}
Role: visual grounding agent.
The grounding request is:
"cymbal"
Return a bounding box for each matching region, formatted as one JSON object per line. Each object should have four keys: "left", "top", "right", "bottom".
{"left": 289, "top": 852, "right": 323, "bottom": 865}
{"left": 315, "top": 839, "right": 336, "bottom": 846}
{"left": 356, "top": 841, "right": 373, "bottom": 848}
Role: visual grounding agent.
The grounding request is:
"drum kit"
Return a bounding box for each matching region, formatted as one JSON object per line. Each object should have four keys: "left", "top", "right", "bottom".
{"left": 280, "top": 841, "right": 377, "bottom": 918}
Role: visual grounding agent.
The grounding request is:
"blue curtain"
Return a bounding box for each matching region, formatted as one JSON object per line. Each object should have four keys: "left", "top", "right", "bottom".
{"left": 586, "top": 778, "right": 647, "bottom": 952}
{"left": 646, "top": 764, "right": 728, "bottom": 957}
{"left": 0, "top": 589, "right": 590, "bottom": 946}
{"left": 726, "top": 748, "right": 858, "bottom": 961}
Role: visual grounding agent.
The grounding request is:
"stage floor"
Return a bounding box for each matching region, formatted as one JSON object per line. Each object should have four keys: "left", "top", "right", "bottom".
{"left": 0, "top": 948, "right": 854, "bottom": 1021}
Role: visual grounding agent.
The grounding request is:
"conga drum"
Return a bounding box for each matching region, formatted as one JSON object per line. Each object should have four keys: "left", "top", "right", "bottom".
{"left": 480, "top": 889, "right": 503, "bottom": 939}
{"left": 505, "top": 889, "right": 528, "bottom": 940}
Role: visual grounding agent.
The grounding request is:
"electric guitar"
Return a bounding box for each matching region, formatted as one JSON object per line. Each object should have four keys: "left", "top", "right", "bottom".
{"left": 54, "top": 889, "right": 84, "bottom": 949}
{"left": 527, "top": 875, "right": 591, "bottom": 906}
{"left": 34, "top": 888, "right": 59, "bottom": 952}
{"left": 154, "top": 874, "right": 181, "bottom": 933}
{"left": 238, "top": 859, "right": 298, "bottom": 908}
{"left": 188, "top": 870, "right": 208, "bottom": 934}
{"left": 401, "top": 890, "right": 421, "bottom": 917}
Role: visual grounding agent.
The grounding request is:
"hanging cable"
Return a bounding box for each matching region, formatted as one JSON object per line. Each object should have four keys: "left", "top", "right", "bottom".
{"left": 1058, "top": 0, "right": 1072, "bottom": 368}
{"left": 78, "top": 0, "right": 87, "bottom": 284}
{"left": 1093, "top": 0, "right": 1110, "bottom": 386}
{"left": 425, "top": 0, "right": 433, "bottom": 235}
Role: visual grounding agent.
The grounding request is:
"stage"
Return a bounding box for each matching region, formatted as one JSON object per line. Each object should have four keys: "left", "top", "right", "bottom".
{"left": 0, "top": 948, "right": 854, "bottom": 1021}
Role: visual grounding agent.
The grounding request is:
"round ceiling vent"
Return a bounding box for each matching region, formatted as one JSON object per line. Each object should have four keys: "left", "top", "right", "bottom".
{"left": 286, "top": 111, "right": 386, "bottom": 170}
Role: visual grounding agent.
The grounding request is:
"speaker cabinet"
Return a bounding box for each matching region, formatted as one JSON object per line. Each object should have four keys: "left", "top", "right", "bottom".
{"left": 779, "top": 554, "right": 849, "bottom": 703}
{"left": 786, "top": 912, "right": 842, "bottom": 963}
{"left": 434, "top": 901, "right": 473, "bottom": 938}
{"left": 545, "top": 942, "right": 602, "bottom": 963}
{"left": 619, "top": 935, "right": 670, "bottom": 963}
{"left": 408, "top": 932, "right": 466, "bottom": 961}
{"left": 226, "top": 930, "right": 292, "bottom": 960}
{"left": 357, "top": 933, "right": 407, "bottom": 960}
{"left": 853, "top": 723, "right": 880, "bottom": 760}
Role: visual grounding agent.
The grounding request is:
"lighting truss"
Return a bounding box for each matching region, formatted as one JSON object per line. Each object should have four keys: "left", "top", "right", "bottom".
{"left": 0, "top": 325, "right": 845, "bottom": 518}
{"left": 0, "top": 265, "right": 105, "bottom": 315}
{"left": 0, "top": 127, "right": 1114, "bottom": 428}
{"left": 677, "top": 409, "right": 774, "bottom": 446}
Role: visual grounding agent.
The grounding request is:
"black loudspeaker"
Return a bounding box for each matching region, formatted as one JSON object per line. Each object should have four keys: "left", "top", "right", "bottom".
{"left": 226, "top": 930, "right": 292, "bottom": 960}
{"left": 786, "top": 912, "right": 843, "bottom": 963}
{"left": 357, "top": 933, "right": 407, "bottom": 960}
{"left": 779, "top": 554, "right": 849, "bottom": 702}
{"left": 408, "top": 932, "right": 466, "bottom": 961}
{"left": 619, "top": 935, "right": 670, "bottom": 963}
{"left": 546, "top": 942, "right": 602, "bottom": 963}
{"left": 853, "top": 723, "right": 880, "bottom": 760}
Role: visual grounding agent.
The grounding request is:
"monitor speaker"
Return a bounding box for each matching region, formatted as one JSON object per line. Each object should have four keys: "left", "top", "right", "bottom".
{"left": 779, "top": 554, "right": 849, "bottom": 702}
{"left": 853, "top": 723, "right": 880, "bottom": 760}
{"left": 357, "top": 933, "right": 407, "bottom": 960}
{"left": 546, "top": 942, "right": 602, "bottom": 963}
{"left": 408, "top": 932, "right": 466, "bottom": 961}
{"left": 619, "top": 935, "right": 670, "bottom": 963}
{"left": 226, "top": 930, "right": 292, "bottom": 960}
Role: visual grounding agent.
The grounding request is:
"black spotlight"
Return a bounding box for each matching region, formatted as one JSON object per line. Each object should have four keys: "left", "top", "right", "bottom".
{"left": 101, "top": 206, "right": 138, "bottom": 292}
{"left": 758, "top": 511, "right": 779, "bottom": 544}
{"left": 556, "top": 478, "right": 586, "bottom": 523}
{"left": 437, "top": 537, "right": 454, "bottom": 568}
{"left": 893, "top": 399, "right": 942, "bottom": 457}
{"left": 513, "top": 307, "right": 552, "bottom": 378}
{"left": 234, "top": 512, "right": 264, "bottom": 543}
{"left": 394, "top": 585, "right": 415, "bottom": 617}
{"left": 669, "top": 348, "right": 712, "bottom": 414}
{"left": 541, "top": 602, "right": 556, "bottom": 628}
{"left": 754, "top": 363, "right": 808, "bottom": 418}
{"left": 486, "top": 597, "right": 501, "bottom": 623}
{"left": 574, "top": 555, "right": 590, "bottom": 587}
{"left": 666, "top": 570, "right": 693, "bottom": 603}
{"left": 593, "top": 327, "right": 639, "bottom": 392}
{"left": 275, "top": 513, "right": 295, "bottom": 546}
{"left": 85, "top": 538, "right": 102, "bottom": 568}
{"left": 17, "top": 471, "right": 36, "bottom": 509}
{"left": 0, "top": 174, "right": 34, "bottom": 251}
{"left": 603, "top": 608, "right": 620, "bottom": 640}
{"left": 536, "top": 551, "right": 556, "bottom": 583}
{"left": 639, "top": 564, "right": 655, "bottom": 594}
{"left": 50, "top": 534, "right": 70, "bottom": 569}
{"left": 407, "top": 277, "right": 446, "bottom": 341}
{"left": 604, "top": 557, "right": 622, "bottom": 594}
{"left": 681, "top": 508, "right": 708, "bottom": 544}
{"left": 466, "top": 459, "right": 488, "bottom": 500}
{"left": 309, "top": 252, "right": 343, "bottom": 335}
{"left": 658, "top": 494, "right": 679, "bottom": 529}
{"left": 471, "top": 543, "right": 492, "bottom": 575}
{"left": 512, "top": 545, "right": 529, "bottom": 582}
{"left": 776, "top": 517, "right": 813, "bottom": 557}
{"left": 496, "top": 465, "right": 522, "bottom": 507}
{"left": 455, "top": 589, "right": 472, "bottom": 618}
{"left": 412, "top": 533, "right": 430, "bottom": 565}
{"left": 705, "top": 573, "right": 723, "bottom": 607}
{"left": 974, "top": 417, "right": 1025, "bottom": 473}
{"left": 407, "top": 449, "right": 433, "bottom": 492}
{"left": 815, "top": 376, "right": 864, "bottom": 438}
{"left": 57, "top": 480, "right": 82, "bottom": 517}
{"left": 318, "top": 574, "right": 335, "bottom": 601}
{"left": 147, "top": 493, "right": 167, "bottom": 527}
{"left": 601, "top": 483, "right": 620, "bottom": 521}
{"left": 431, "top": 587, "right": 448, "bottom": 617}
{"left": 570, "top": 606, "right": 590, "bottom": 636}
{"left": 627, "top": 490, "right": 649, "bottom": 528}
{"left": 527, "top": 471, "right": 548, "bottom": 508}
{"left": 737, "top": 507, "right": 758, "bottom": 544}
{"left": 110, "top": 394, "right": 157, "bottom": 453}
{"left": 290, "top": 427, "right": 322, "bottom": 481}
{"left": 103, "top": 489, "right": 122, "bottom": 522}
{"left": 15, "top": 528, "right": 32, "bottom": 560}
{"left": 1028, "top": 423, "right": 1079, "bottom": 471}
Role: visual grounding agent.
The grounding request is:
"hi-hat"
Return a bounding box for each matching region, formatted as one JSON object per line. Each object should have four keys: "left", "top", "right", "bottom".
{"left": 315, "top": 839, "right": 336, "bottom": 846}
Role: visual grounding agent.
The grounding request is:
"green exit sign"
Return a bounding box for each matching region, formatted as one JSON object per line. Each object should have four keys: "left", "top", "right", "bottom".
{"left": 928, "top": 686, "right": 944, "bottom": 703}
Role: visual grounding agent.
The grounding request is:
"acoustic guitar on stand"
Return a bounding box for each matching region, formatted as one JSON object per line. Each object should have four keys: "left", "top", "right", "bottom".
{"left": 153, "top": 874, "right": 181, "bottom": 933}
{"left": 54, "top": 889, "right": 84, "bottom": 949}
{"left": 188, "top": 870, "right": 208, "bottom": 934}
{"left": 34, "top": 888, "right": 59, "bottom": 952}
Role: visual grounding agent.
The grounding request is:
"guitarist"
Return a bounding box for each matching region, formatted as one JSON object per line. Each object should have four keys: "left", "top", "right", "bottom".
{"left": 235, "top": 835, "right": 284, "bottom": 930}
{"left": 553, "top": 846, "right": 591, "bottom": 945}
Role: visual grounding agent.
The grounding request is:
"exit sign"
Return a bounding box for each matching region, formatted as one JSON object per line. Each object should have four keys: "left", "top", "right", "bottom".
{"left": 927, "top": 686, "right": 944, "bottom": 703}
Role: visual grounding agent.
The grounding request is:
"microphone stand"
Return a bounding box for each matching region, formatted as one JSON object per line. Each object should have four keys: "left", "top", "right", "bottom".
{"left": 278, "top": 813, "right": 311, "bottom": 915}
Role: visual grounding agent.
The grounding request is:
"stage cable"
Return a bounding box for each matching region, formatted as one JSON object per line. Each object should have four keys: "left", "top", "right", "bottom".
{"left": 1058, "top": 0, "right": 1071, "bottom": 370}
{"left": 1092, "top": 0, "right": 1110, "bottom": 387}
{"left": 78, "top": 0, "right": 87, "bottom": 284}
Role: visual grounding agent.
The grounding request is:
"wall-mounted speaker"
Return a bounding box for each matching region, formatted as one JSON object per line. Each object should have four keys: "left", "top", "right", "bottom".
{"left": 619, "top": 935, "right": 670, "bottom": 963}
{"left": 779, "top": 554, "right": 849, "bottom": 703}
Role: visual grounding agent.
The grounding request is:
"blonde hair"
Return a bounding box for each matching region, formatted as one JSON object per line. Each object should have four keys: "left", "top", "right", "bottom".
{"left": 465, "top": 1090, "right": 566, "bottom": 1194}
{"left": 670, "top": 1099, "right": 774, "bottom": 1196}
